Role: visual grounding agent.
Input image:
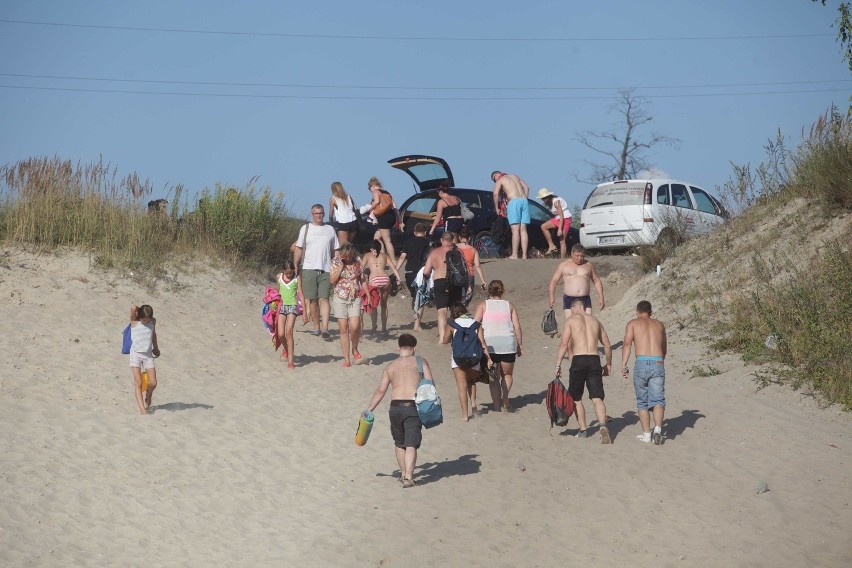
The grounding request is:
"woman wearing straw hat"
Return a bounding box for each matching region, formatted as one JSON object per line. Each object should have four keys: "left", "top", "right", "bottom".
{"left": 536, "top": 187, "right": 572, "bottom": 258}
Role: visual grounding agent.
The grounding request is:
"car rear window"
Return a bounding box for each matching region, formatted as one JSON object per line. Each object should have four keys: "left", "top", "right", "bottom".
{"left": 584, "top": 183, "right": 646, "bottom": 208}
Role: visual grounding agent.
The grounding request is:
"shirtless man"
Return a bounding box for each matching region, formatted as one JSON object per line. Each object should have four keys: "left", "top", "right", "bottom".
{"left": 423, "top": 232, "right": 463, "bottom": 343}
{"left": 491, "top": 170, "right": 530, "bottom": 260}
{"left": 548, "top": 243, "right": 605, "bottom": 318}
{"left": 365, "top": 333, "right": 435, "bottom": 488}
{"left": 555, "top": 299, "right": 613, "bottom": 443}
{"left": 621, "top": 300, "right": 668, "bottom": 445}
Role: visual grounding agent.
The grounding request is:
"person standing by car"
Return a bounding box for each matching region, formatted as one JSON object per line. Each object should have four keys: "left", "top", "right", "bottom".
{"left": 491, "top": 170, "right": 531, "bottom": 260}
{"left": 366, "top": 176, "right": 399, "bottom": 264}
{"left": 536, "top": 187, "right": 573, "bottom": 258}
{"left": 328, "top": 181, "right": 358, "bottom": 245}
{"left": 293, "top": 204, "right": 340, "bottom": 338}
{"left": 429, "top": 182, "right": 465, "bottom": 237}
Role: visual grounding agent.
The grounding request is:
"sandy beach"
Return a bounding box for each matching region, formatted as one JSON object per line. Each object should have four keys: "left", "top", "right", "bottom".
{"left": 1, "top": 247, "right": 850, "bottom": 567}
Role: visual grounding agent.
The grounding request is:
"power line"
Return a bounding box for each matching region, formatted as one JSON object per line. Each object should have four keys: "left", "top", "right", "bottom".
{"left": 1, "top": 84, "right": 848, "bottom": 100}
{"left": 0, "top": 18, "right": 835, "bottom": 42}
{"left": 1, "top": 72, "right": 849, "bottom": 92}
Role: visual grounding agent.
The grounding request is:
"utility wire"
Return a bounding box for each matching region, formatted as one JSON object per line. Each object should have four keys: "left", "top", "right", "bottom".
{"left": 0, "top": 18, "right": 834, "bottom": 42}
{"left": 1, "top": 72, "right": 849, "bottom": 92}
{"left": 1, "top": 84, "right": 848, "bottom": 100}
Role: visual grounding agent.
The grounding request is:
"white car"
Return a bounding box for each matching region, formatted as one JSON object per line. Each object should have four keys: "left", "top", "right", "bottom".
{"left": 579, "top": 179, "right": 728, "bottom": 249}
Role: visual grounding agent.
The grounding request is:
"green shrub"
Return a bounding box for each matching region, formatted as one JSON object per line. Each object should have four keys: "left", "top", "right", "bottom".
{"left": 794, "top": 106, "right": 852, "bottom": 210}
{"left": 0, "top": 156, "right": 301, "bottom": 276}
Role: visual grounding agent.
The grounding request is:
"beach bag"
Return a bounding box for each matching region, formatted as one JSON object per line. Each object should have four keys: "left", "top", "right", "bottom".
{"left": 414, "top": 356, "right": 443, "bottom": 428}
{"left": 541, "top": 308, "right": 558, "bottom": 336}
{"left": 491, "top": 215, "right": 510, "bottom": 246}
{"left": 373, "top": 192, "right": 393, "bottom": 216}
{"left": 448, "top": 319, "right": 483, "bottom": 368}
{"left": 475, "top": 235, "right": 501, "bottom": 259}
{"left": 460, "top": 202, "right": 475, "bottom": 221}
{"left": 546, "top": 376, "right": 574, "bottom": 428}
{"left": 445, "top": 245, "right": 469, "bottom": 290}
{"left": 121, "top": 324, "right": 132, "bottom": 354}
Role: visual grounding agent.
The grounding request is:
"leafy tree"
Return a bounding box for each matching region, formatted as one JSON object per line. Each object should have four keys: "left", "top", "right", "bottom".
{"left": 812, "top": 1, "right": 852, "bottom": 75}
{"left": 575, "top": 89, "right": 681, "bottom": 184}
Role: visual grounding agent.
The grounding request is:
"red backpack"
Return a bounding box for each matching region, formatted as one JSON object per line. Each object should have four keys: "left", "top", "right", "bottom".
{"left": 546, "top": 376, "right": 575, "bottom": 428}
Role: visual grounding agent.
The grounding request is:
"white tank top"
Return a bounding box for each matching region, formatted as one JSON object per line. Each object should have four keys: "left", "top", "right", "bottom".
{"left": 333, "top": 196, "right": 357, "bottom": 223}
{"left": 130, "top": 321, "right": 154, "bottom": 353}
{"left": 482, "top": 299, "right": 516, "bottom": 354}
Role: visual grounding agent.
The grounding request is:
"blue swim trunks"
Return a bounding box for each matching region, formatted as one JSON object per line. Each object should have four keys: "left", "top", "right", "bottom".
{"left": 506, "top": 197, "right": 530, "bottom": 225}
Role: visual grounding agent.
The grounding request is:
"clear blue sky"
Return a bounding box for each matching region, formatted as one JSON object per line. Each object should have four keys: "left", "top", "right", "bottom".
{"left": 1, "top": 1, "right": 849, "bottom": 216}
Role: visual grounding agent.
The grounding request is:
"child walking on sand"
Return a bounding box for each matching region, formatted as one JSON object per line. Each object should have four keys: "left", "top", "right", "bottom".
{"left": 129, "top": 304, "right": 160, "bottom": 415}
{"left": 276, "top": 259, "right": 300, "bottom": 369}
{"left": 364, "top": 239, "right": 402, "bottom": 333}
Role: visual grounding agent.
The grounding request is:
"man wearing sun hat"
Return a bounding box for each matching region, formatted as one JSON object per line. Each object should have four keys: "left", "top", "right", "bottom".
{"left": 536, "top": 188, "right": 573, "bottom": 259}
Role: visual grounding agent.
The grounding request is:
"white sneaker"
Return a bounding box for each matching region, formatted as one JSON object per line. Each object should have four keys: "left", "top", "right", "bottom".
{"left": 636, "top": 433, "right": 651, "bottom": 443}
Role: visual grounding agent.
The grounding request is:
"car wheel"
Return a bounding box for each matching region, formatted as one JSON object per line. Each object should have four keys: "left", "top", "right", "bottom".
{"left": 656, "top": 227, "right": 682, "bottom": 249}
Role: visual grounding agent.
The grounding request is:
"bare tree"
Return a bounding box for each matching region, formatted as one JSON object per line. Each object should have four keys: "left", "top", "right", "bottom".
{"left": 575, "top": 89, "right": 681, "bottom": 184}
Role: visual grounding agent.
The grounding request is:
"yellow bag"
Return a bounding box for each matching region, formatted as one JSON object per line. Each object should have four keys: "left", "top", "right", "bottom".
{"left": 141, "top": 371, "right": 149, "bottom": 392}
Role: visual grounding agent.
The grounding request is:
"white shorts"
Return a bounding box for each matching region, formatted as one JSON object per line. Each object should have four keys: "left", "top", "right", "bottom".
{"left": 332, "top": 296, "right": 362, "bottom": 319}
{"left": 129, "top": 352, "right": 155, "bottom": 371}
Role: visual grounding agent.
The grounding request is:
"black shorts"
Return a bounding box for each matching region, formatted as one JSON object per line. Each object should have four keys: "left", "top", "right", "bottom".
{"left": 444, "top": 218, "right": 464, "bottom": 234}
{"left": 389, "top": 401, "right": 422, "bottom": 448}
{"left": 490, "top": 352, "right": 516, "bottom": 364}
{"left": 335, "top": 220, "right": 358, "bottom": 233}
{"left": 432, "top": 278, "right": 463, "bottom": 309}
{"left": 376, "top": 210, "right": 396, "bottom": 230}
{"left": 568, "top": 355, "right": 605, "bottom": 401}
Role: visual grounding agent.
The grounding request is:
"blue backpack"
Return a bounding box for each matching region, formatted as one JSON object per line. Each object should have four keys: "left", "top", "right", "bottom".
{"left": 448, "top": 318, "right": 483, "bottom": 368}
{"left": 414, "top": 356, "right": 443, "bottom": 428}
{"left": 121, "top": 324, "right": 132, "bottom": 355}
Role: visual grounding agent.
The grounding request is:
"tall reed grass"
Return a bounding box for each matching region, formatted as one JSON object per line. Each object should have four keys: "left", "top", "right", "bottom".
{"left": 0, "top": 156, "right": 302, "bottom": 274}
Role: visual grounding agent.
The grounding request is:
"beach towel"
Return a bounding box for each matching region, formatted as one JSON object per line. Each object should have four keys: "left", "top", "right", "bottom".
{"left": 262, "top": 285, "right": 282, "bottom": 351}
{"left": 413, "top": 267, "right": 434, "bottom": 314}
{"left": 361, "top": 285, "right": 381, "bottom": 314}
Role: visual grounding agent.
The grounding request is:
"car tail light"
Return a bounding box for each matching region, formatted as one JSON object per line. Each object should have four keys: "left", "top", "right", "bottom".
{"left": 643, "top": 218, "right": 654, "bottom": 223}
{"left": 644, "top": 183, "right": 653, "bottom": 205}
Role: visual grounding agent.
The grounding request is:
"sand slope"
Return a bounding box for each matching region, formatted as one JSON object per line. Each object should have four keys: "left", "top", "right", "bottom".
{"left": 1, "top": 248, "right": 849, "bottom": 567}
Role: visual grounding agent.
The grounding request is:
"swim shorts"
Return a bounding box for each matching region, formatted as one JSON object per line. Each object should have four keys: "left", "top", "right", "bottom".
{"left": 563, "top": 294, "right": 592, "bottom": 311}
{"left": 389, "top": 401, "right": 422, "bottom": 448}
{"left": 432, "top": 277, "right": 463, "bottom": 309}
{"left": 506, "top": 197, "right": 530, "bottom": 225}
{"left": 568, "top": 354, "right": 604, "bottom": 401}
{"left": 489, "top": 352, "right": 517, "bottom": 364}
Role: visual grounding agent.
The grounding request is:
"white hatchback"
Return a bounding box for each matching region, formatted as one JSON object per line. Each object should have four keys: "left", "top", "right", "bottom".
{"left": 579, "top": 179, "right": 728, "bottom": 249}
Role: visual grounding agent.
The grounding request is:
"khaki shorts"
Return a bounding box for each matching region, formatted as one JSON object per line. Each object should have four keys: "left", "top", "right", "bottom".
{"left": 301, "top": 269, "right": 331, "bottom": 300}
{"left": 332, "top": 295, "right": 362, "bottom": 319}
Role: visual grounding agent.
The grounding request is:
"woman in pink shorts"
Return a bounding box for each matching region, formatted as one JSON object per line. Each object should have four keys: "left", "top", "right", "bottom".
{"left": 537, "top": 188, "right": 573, "bottom": 258}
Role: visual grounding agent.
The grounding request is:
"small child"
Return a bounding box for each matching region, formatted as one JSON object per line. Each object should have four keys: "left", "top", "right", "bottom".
{"left": 276, "top": 259, "right": 299, "bottom": 369}
{"left": 129, "top": 304, "right": 160, "bottom": 415}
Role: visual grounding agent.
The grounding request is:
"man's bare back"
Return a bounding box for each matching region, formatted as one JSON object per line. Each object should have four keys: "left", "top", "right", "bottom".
{"left": 626, "top": 317, "right": 667, "bottom": 358}
{"left": 383, "top": 355, "right": 425, "bottom": 400}
{"left": 565, "top": 313, "right": 610, "bottom": 357}
{"left": 424, "top": 243, "right": 451, "bottom": 279}
{"left": 492, "top": 173, "right": 528, "bottom": 201}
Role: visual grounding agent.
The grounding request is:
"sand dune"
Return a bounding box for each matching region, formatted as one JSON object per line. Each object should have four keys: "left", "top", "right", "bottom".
{"left": 1, "top": 248, "right": 849, "bottom": 567}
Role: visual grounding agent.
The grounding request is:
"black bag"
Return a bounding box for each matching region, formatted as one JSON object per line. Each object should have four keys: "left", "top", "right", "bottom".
{"left": 491, "top": 216, "right": 511, "bottom": 247}
{"left": 445, "top": 245, "right": 469, "bottom": 290}
{"left": 541, "top": 308, "right": 558, "bottom": 336}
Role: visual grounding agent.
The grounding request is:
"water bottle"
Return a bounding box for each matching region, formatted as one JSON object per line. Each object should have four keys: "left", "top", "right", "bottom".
{"left": 355, "top": 410, "right": 374, "bottom": 446}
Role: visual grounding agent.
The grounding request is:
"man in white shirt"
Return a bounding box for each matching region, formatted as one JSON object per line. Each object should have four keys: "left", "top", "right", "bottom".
{"left": 293, "top": 204, "right": 340, "bottom": 337}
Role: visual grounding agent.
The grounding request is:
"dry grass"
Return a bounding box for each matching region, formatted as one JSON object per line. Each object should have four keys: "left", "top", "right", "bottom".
{"left": 0, "top": 157, "right": 302, "bottom": 279}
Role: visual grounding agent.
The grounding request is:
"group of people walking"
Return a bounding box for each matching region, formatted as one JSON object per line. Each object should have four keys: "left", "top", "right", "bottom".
{"left": 363, "top": 240, "right": 669, "bottom": 488}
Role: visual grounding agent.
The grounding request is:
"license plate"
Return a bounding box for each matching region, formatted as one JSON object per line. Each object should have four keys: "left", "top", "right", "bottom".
{"left": 599, "top": 235, "right": 624, "bottom": 245}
